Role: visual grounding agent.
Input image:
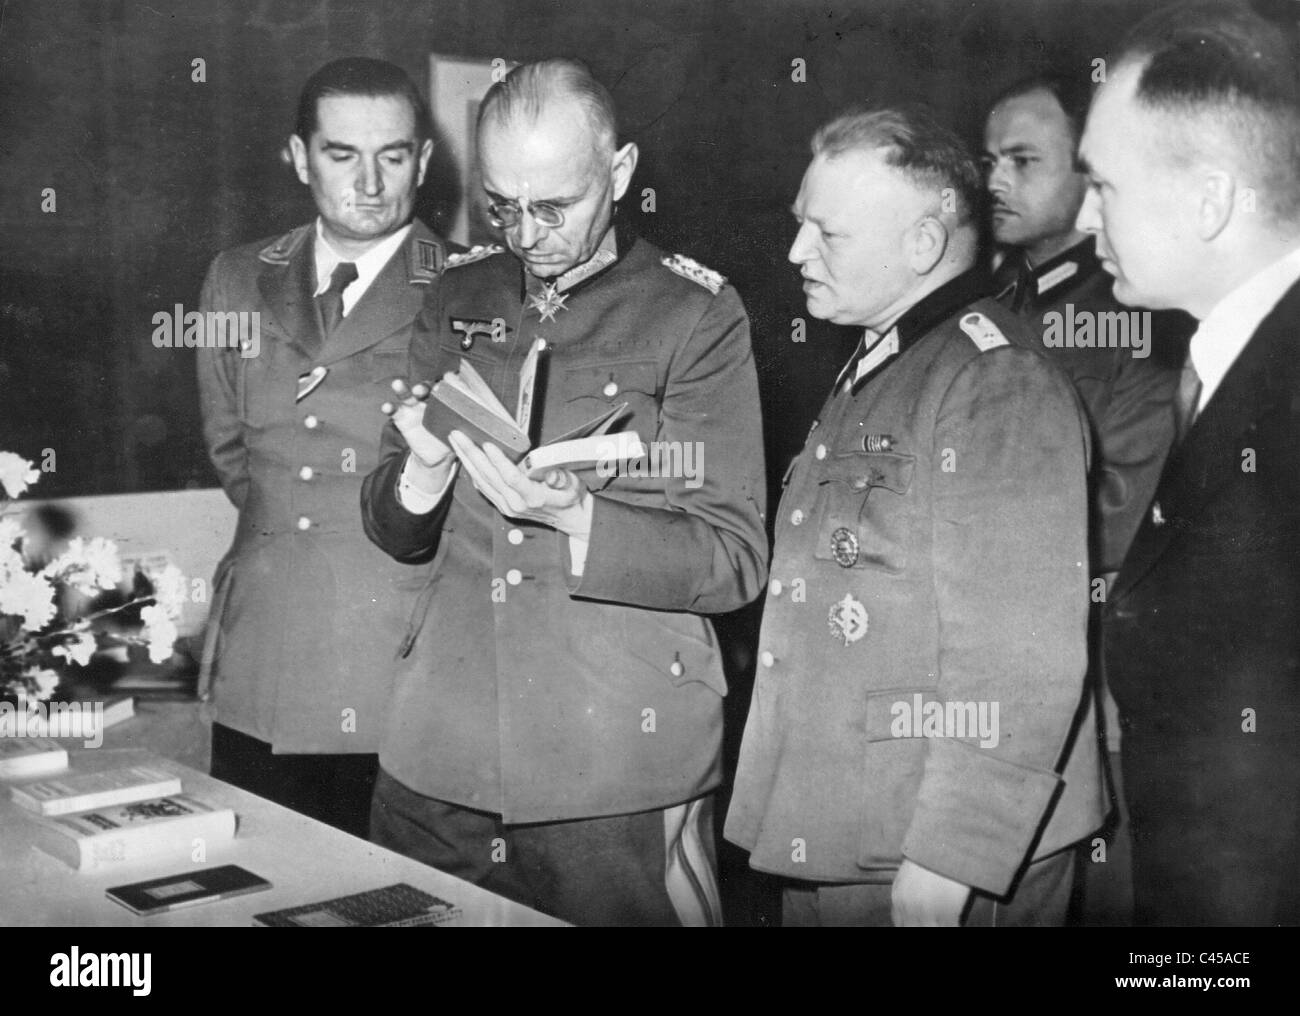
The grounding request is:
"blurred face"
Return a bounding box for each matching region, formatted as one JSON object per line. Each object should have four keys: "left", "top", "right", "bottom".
{"left": 788, "top": 149, "right": 926, "bottom": 330}
{"left": 983, "top": 89, "right": 1086, "bottom": 262}
{"left": 478, "top": 104, "right": 636, "bottom": 278}
{"left": 290, "top": 93, "right": 432, "bottom": 256}
{"left": 1076, "top": 64, "right": 1197, "bottom": 310}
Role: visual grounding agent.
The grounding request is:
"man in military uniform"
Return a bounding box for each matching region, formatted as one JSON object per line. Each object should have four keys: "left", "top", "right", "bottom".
{"left": 360, "top": 59, "right": 767, "bottom": 926}
{"left": 984, "top": 72, "right": 1182, "bottom": 578}
{"left": 197, "top": 58, "right": 451, "bottom": 838}
{"left": 725, "top": 107, "right": 1105, "bottom": 926}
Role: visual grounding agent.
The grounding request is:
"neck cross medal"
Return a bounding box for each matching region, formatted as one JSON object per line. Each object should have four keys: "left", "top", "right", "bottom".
{"left": 528, "top": 281, "right": 569, "bottom": 323}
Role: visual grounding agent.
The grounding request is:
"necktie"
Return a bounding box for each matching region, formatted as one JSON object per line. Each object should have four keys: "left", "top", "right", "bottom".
{"left": 318, "top": 261, "right": 358, "bottom": 337}
{"left": 1174, "top": 352, "right": 1203, "bottom": 442}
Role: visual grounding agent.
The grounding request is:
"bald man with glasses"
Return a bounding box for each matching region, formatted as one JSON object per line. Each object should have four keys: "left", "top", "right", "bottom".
{"left": 360, "top": 58, "right": 767, "bottom": 926}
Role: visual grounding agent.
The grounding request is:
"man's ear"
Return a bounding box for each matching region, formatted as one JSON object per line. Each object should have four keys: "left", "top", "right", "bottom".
{"left": 289, "top": 133, "right": 310, "bottom": 187}
{"left": 909, "top": 215, "right": 950, "bottom": 275}
{"left": 1197, "top": 169, "right": 1236, "bottom": 242}
{"left": 610, "top": 142, "right": 639, "bottom": 203}
{"left": 417, "top": 138, "right": 434, "bottom": 188}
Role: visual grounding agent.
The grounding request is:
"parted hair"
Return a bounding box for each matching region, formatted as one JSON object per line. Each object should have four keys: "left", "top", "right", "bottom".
{"left": 295, "top": 57, "right": 434, "bottom": 144}
{"left": 811, "top": 105, "right": 984, "bottom": 226}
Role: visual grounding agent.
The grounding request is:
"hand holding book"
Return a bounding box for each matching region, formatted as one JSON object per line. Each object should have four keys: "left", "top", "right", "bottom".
{"left": 381, "top": 378, "right": 456, "bottom": 493}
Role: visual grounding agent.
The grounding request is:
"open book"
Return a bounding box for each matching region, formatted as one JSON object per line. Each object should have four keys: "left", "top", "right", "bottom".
{"left": 424, "top": 338, "right": 646, "bottom": 479}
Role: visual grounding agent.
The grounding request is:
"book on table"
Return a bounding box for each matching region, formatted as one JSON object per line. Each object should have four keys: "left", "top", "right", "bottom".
{"left": 424, "top": 338, "right": 646, "bottom": 477}
{"left": 0, "top": 737, "right": 69, "bottom": 780}
{"left": 10, "top": 763, "right": 183, "bottom": 816}
{"left": 29, "top": 793, "right": 236, "bottom": 872}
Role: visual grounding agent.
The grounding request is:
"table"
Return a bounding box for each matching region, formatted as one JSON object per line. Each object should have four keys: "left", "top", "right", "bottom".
{"left": 0, "top": 733, "right": 564, "bottom": 927}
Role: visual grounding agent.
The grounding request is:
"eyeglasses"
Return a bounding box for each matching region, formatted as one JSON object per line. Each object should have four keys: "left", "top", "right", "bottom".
{"left": 486, "top": 197, "right": 566, "bottom": 230}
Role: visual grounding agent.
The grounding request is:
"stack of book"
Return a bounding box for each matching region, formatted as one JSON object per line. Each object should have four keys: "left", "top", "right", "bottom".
{"left": 0, "top": 747, "right": 235, "bottom": 871}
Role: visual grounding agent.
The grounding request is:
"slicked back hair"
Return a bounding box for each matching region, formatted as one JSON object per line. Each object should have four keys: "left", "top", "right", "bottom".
{"left": 295, "top": 57, "right": 433, "bottom": 144}
{"left": 1114, "top": 0, "right": 1300, "bottom": 222}
{"left": 989, "top": 72, "right": 1094, "bottom": 146}
{"left": 811, "top": 105, "right": 984, "bottom": 227}
{"left": 477, "top": 58, "right": 619, "bottom": 155}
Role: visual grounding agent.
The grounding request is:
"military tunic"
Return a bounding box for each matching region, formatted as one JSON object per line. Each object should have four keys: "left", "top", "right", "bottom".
{"left": 196, "top": 220, "right": 448, "bottom": 753}
{"left": 725, "top": 272, "right": 1106, "bottom": 897}
{"left": 361, "top": 228, "right": 768, "bottom": 822}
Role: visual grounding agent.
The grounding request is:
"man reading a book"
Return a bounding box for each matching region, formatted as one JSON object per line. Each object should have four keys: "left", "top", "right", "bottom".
{"left": 360, "top": 58, "right": 768, "bottom": 926}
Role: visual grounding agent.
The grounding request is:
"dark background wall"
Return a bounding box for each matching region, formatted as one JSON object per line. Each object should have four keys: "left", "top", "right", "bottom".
{"left": 0, "top": 0, "right": 1173, "bottom": 499}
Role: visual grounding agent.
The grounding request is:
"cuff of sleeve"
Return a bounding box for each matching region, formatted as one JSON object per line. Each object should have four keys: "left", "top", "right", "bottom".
{"left": 900, "top": 739, "right": 1063, "bottom": 896}
{"left": 398, "top": 455, "right": 457, "bottom": 514}
{"left": 567, "top": 534, "right": 590, "bottom": 576}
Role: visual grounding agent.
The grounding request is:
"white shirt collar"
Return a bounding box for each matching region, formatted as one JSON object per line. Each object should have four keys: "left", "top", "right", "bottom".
{"left": 312, "top": 220, "right": 412, "bottom": 316}
{"left": 836, "top": 327, "right": 901, "bottom": 393}
{"left": 1190, "top": 244, "right": 1300, "bottom": 412}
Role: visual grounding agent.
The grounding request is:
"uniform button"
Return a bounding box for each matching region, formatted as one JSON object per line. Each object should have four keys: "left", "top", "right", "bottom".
{"left": 507, "top": 528, "right": 524, "bottom": 545}
{"left": 310, "top": 365, "right": 326, "bottom": 379}
{"left": 296, "top": 516, "right": 311, "bottom": 531}
{"left": 815, "top": 444, "right": 827, "bottom": 460}
{"left": 769, "top": 579, "right": 783, "bottom": 597}
{"left": 791, "top": 509, "right": 805, "bottom": 526}
{"left": 602, "top": 381, "right": 619, "bottom": 398}
{"left": 760, "top": 650, "right": 776, "bottom": 668}
{"left": 670, "top": 659, "right": 685, "bottom": 678}
{"left": 303, "top": 414, "right": 319, "bottom": 429}
{"left": 506, "top": 568, "right": 522, "bottom": 586}
{"left": 298, "top": 466, "right": 314, "bottom": 481}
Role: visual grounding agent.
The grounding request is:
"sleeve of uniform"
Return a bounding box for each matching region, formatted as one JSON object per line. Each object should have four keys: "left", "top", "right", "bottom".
{"left": 567, "top": 286, "right": 769, "bottom": 614}
{"left": 359, "top": 299, "right": 455, "bottom": 565}
{"left": 195, "top": 253, "right": 249, "bottom": 510}
{"left": 1093, "top": 353, "right": 1177, "bottom": 574}
{"left": 900, "top": 345, "right": 1092, "bottom": 896}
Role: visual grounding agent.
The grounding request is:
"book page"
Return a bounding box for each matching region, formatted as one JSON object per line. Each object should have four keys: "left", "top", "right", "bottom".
{"left": 515, "top": 338, "right": 548, "bottom": 433}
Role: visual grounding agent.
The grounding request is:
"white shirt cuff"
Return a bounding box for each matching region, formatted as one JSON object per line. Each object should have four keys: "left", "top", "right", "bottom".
{"left": 567, "top": 535, "right": 590, "bottom": 576}
{"left": 397, "top": 456, "right": 457, "bottom": 514}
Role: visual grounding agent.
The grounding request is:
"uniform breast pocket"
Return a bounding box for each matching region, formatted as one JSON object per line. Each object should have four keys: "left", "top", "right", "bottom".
{"left": 557, "top": 359, "right": 661, "bottom": 437}
{"left": 814, "top": 450, "right": 916, "bottom": 574}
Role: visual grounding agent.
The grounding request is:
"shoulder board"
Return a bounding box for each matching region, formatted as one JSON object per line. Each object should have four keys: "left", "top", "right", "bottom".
{"left": 256, "top": 224, "right": 312, "bottom": 265}
{"left": 444, "top": 244, "right": 506, "bottom": 270}
{"left": 958, "top": 311, "right": 1009, "bottom": 352}
{"left": 662, "top": 254, "right": 726, "bottom": 295}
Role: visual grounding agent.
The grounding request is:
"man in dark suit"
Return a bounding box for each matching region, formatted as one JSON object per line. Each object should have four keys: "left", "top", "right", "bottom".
{"left": 196, "top": 57, "right": 451, "bottom": 838}
{"left": 1080, "top": 1, "right": 1300, "bottom": 925}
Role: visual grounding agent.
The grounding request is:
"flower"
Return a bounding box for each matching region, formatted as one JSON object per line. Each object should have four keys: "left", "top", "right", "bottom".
{"left": 0, "top": 568, "right": 57, "bottom": 630}
{"left": 28, "top": 667, "right": 60, "bottom": 700}
{"left": 44, "top": 536, "right": 123, "bottom": 596}
{"left": 140, "top": 604, "right": 179, "bottom": 664}
{"left": 0, "top": 453, "right": 39, "bottom": 499}
{"left": 0, "top": 515, "right": 22, "bottom": 548}
{"left": 51, "top": 629, "right": 97, "bottom": 667}
{"left": 153, "top": 564, "right": 189, "bottom": 618}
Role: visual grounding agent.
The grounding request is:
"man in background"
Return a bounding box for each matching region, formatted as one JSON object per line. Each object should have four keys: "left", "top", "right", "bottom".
{"left": 726, "top": 106, "right": 1104, "bottom": 926}
{"left": 360, "top": 59, "right": 767, "bottom": 926}
{"left": 197, "top": 57, "right": 451, "bottom": 838}
{"left": 1081, "top": 0, "right": 1300, "bottom": 925}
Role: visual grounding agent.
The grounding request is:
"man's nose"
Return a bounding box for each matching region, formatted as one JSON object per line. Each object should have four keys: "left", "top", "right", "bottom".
{"left": 515, "top": 212, "right": 543, "bottom": 249}
{"left": 1075, "top": 186, "right": 1101, "bottom": 234}
{"left": 987, "top": 159, "right": 1009, "bottom": 197}
{"left": 358, "top": 158, "right": 384, "bottom": 197}
{"left": 788, "top": 222, "right": 814, "bottom": 265}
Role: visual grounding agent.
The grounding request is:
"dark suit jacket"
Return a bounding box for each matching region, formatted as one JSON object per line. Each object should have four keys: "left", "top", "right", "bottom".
{"left": 1104, "top": 277, "right": 1300, "bottom": 925}
{"left": 196, "top": 219, "right": 449, "bottom": 753}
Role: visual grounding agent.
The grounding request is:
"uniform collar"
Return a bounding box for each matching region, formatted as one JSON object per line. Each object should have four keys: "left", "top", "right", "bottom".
{"left": 522, "top": 223, "right": 625, "bottom": 303}
{"left": 312, "top": 219, "right": 412, "bottom": 305}
{"left": 994, "top": 236, "right": 1101, "bottom": 309}
{"left": 842, "top": 268, "right": 991, "bottom": 394}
